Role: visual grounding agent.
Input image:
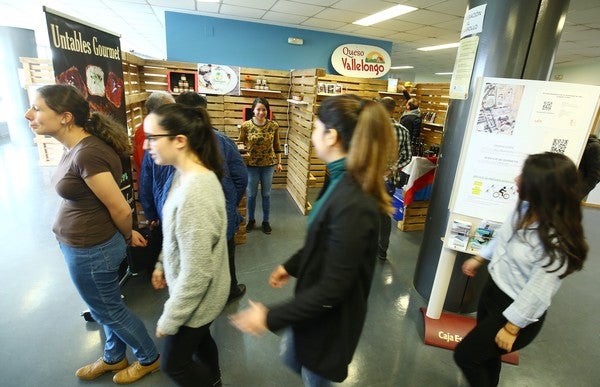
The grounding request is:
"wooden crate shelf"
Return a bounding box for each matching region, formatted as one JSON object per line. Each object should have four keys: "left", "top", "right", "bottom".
{"left": 397, "top": 201, "right": 430, "bottom": 231}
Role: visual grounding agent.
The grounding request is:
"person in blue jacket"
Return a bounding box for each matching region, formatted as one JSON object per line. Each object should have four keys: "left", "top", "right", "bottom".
{"left": 231, "top": 95, "right": 396, "bottom": 386}
{"left": 139, "top": 92, "right": 248, "bottom": 302}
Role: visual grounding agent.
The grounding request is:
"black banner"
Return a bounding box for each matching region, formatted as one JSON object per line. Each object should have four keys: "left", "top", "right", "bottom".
{"left": 45, "top": 8, "right": 133, "bottom": 206}
{"left": 45, "top": 9, "right": 126, "bottom": 126}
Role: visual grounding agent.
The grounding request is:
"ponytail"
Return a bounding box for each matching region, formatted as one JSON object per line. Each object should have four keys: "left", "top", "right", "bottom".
{"left": 85, "top": 113, "right": 131, "bottom": 155}
{"left": 37, "top": 84, "right": 130, "bottom": 155}
{"left": 317, "top": 95, "right": 396, "bottom": 214}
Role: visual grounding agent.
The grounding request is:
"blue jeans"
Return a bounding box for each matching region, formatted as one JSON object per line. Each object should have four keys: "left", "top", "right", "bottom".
{"left": 60, "top": 232, "right": 159, "bottom": 364}
{"left": 247, "top": 165, "right": 274, "bottom": 222}
{"left": 280, "top": 329, "right": 332, "bottom": 387}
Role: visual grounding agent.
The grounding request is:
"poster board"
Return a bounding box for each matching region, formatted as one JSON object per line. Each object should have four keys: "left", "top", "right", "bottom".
{"left": 449, "top": 77, "right": 600, "bottom": 231}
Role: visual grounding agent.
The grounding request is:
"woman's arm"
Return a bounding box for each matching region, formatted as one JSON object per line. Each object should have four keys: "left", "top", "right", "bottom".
{"left": 84, "top": 172, "right": 145, "bottom": 246}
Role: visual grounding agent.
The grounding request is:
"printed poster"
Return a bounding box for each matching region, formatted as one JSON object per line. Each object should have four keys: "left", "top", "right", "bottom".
{"left": 451, "top": 77, "right": 600, "bottom": 221}
{"left": 198, "top": 64, "right": 240, "bottom": 95}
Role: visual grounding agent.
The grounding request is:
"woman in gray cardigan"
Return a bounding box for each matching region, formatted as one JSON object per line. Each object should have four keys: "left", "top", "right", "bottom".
{"left": 145, "top": 103, "right": 230, "bottom": 387}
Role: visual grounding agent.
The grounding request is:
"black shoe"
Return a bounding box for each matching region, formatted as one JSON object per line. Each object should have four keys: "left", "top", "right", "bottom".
{"left": 246, "top": 220, "right": 255, "bottom": 232}
{"left": 262, "top": 222, "right": 272, "bottom": 234}
{"left": 377, "top": 252, "right": 387, "bottom": 261}
{"left": 227, "top": 284, "right": 246, "bottom": 304}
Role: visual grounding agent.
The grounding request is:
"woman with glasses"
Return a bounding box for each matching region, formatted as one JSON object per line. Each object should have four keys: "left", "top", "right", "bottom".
{"left": 144, "top": 103, "right": 229, "bottom": 387}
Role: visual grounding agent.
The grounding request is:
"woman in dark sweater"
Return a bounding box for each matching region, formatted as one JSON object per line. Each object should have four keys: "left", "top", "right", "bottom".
{"left": 231, "top": 94, "right": 396, "bottom": 386}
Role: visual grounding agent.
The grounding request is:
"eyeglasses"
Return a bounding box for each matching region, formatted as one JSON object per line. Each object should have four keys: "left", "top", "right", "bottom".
{"left": 145, "top": 134, "right": 175, "bottom": 142}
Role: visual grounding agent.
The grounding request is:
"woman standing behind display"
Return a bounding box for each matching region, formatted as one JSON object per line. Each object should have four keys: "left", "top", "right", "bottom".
{"left": 238, "top": 97, "right": 282, "bottom": 234}
{"left": 24, "top": 84, "right": 160, "bottom": 384}
{"left": 454, "top": 152, "right": 588, "bottom": 387}
{"left": 231, "top": 95, "right": 395, "bottom": 386}
{"left": 145, "top": 103, "right": 230, "bottom": 387}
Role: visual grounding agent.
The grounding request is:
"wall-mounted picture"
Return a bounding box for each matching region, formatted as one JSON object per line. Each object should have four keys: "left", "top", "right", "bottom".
{"left": 318, "top": 82, "right": 326, "bottom": 94}
{"left": 334, "top": 84, "right": 343, "bottom": 94}
{"left": 326, "top": 83, "right": 336, "bottom": 94}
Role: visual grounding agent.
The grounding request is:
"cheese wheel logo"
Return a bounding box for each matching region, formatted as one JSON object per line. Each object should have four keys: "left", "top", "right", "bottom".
{"left": 331, "top": 44, "right": 391, "bottom": 78}
{"left": 365, "top": 51, "right": 385, "bottom": 63}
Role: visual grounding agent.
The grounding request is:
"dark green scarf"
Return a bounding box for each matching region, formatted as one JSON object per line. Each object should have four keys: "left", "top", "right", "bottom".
{"left": 307, "top": 157, "right": 346, "bottom": 227}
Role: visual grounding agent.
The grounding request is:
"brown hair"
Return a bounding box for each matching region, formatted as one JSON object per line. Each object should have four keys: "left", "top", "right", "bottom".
{"left": 151, "top": 103, "right": 223, "bottom": 180}
{"left": 37, "top": 84, "right": 130, "bottom": 154}
{"left": 516, "top": 152, "right": 588, "bottom": 278}
{"left": 317, "top": 94, "right": 396, "bottom": 214}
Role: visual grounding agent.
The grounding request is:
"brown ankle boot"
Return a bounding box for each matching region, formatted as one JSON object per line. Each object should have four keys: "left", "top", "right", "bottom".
{"left": 113, "top": 357, "right": 160, "bottom": 384}
{"left": 75, "top": 357, "right": 128, "bottom": 380}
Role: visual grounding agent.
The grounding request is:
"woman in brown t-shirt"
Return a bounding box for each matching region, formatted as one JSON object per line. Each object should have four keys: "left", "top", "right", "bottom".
{"left": 25, "top": 84, "right": 159, "bottom": 384}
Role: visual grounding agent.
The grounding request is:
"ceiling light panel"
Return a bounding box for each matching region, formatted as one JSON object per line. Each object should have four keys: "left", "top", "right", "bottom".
{"left": 353, "top": 4, "right": 418, "bottom": 26}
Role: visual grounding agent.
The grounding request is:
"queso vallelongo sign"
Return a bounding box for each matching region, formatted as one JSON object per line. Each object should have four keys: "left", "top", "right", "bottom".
{"left": 331, "top": 44, "right": 391, "bottom": 78}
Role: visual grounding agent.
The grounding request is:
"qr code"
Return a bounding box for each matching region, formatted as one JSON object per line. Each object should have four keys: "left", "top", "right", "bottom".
{"left": 551, "top": 138, "right": 568, "bottom": 154}
{"left": 542, "top": 101, "right": 553, "bottom": 111}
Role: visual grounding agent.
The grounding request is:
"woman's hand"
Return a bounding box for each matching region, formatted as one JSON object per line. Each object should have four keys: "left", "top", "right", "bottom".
{"left": 151, "top": 269, "right": 167, "bottom": 289}
{"left": 462, "top": 256, "right": 485, "bottom": 277}
{"left": 229, "top": 300, "right": 269, "bottom": 336}
{"left": 269, "top": 265, "right": 289, "bottom": 288}
{"left": 129, "top": 229, "right": 147, "bottom": 247}
{"left": 495, "top": 324, "right": 519, "bottom": 352}
{"left": 276, "top": 163, "right": 283, "bottom": 173}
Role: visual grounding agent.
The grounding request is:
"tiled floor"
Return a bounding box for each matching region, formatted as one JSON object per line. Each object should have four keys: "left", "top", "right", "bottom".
{"left": 1, "top": 143, "right": 598, "bottom": 386}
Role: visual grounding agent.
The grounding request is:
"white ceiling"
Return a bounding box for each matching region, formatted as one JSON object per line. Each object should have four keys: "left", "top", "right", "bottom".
{"left": 1, "top": 0, "right": 599, "bottom": 78}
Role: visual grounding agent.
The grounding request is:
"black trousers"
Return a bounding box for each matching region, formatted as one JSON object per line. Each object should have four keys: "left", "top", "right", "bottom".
{"left": 378, "top": 212, "right": 392, "bottom": 258}
{"left": 454, "top": 279, "right": 545, "bottom": 387}
{"left": 227, "top": 237, "right": 238, "bottom": 292}
{"left": 161, "top": 323, "right": 221, "bottom": 387}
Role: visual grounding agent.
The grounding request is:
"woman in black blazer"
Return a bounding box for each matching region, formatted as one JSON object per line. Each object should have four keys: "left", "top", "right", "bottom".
{"left": 232, "top": 95, "right": 396, "bottom": 385}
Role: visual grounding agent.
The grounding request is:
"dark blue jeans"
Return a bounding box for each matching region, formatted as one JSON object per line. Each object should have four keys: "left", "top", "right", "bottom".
{"left": 280, "top": 328, "right": 332, "bottom": 387}
{"left": 246, "top": 165, "right": 274, "bottom": 222}
{"left": 60, "top": 232, "right": 158, "bottom": 364}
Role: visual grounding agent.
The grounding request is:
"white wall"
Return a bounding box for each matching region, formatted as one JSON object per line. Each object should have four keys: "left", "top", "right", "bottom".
{"left": 551, "top": 58, "right": 600, "bottom": 86}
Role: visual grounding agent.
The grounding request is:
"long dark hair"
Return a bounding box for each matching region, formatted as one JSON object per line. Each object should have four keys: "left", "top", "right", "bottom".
{"left": 151, "top": 103, "right": 223, "bottom": 180}
{"left": 37, "top": 84, "right": 130, "bottom": 154}
{"left": 317, "top": 94, "right": 396, "bottom": 214}
{"left": 516, "top": 152, "right": 587, "bottom": 278}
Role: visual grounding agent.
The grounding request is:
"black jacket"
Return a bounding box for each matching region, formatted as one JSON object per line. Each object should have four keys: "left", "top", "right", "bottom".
{"left": 266, "top": 174, "right": 379, "bottom": 382}
{"left": 579, "top": 135, "right": 600, "bottom": 198}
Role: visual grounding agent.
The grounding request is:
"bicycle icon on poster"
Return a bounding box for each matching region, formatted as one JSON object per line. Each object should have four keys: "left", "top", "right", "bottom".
{"left": 492, "top": 186, "right": 510, "bottom": 199}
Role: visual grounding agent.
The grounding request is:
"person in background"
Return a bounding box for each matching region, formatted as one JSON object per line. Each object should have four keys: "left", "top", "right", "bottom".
{"left": 175, "top": 92, "right": 248, "bottom": 302}
{"left": 145, "top": 103, "right": 230, "bottom": 387}
{"left": 399, "top": 85, "right": 422, "bottom": 155}
{"left": 133, "top": 91, "right": 175, "bottom": 174}
{"left": 238, "top": 97, "right": 282, "bottom": 234}
{"left": 25, "top": 84, "right": 160, "bottom": 384}
{"left": 578, "top": 133, "right": 600, "bottom": 199}
{"left": 454, "top": 152, "right": 588, "bottom": 387}
{"left": 231, "top": 95, "right": 395, "bottom": 386}
{"left": 378, "top": 97, "right": 411, "bottom": 261}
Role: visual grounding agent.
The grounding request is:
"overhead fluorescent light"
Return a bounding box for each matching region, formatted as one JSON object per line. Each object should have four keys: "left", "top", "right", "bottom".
{"left": 417, "top": 43, "right": 460, "bottom": 51}
{"left": 390, "top": 66, "right": 414, "bottom": 69}
{"left": 353, "top": 4, "right": 417, "bottom": 26}
{"left": 435, "top": 72, "right": 453, "bottom": 75}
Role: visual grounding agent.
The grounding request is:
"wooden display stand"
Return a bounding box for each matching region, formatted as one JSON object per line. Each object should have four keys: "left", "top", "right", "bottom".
{"left": 398, "top": 201, "right": 429, "bottom": 231}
